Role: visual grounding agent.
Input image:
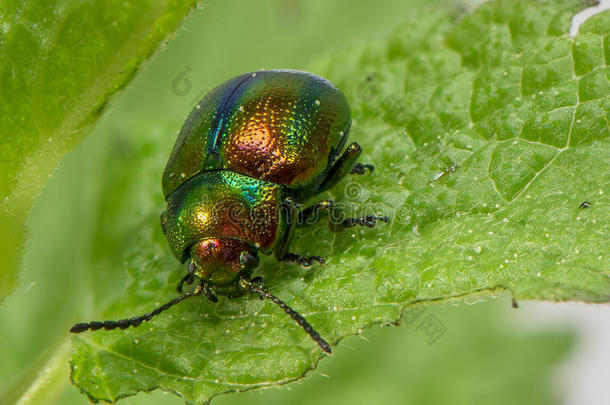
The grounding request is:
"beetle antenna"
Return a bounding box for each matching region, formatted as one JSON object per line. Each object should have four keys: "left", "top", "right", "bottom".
{"left": 69, "top": 283, "right": 204, "bottom": 333}
{"left": 239, "top": 276, "right": 332, "bottom": 354}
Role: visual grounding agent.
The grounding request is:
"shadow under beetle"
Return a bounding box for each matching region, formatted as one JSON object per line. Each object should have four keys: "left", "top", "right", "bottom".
{"left": 70, "top": 70, "right": 388, "bottom": 354}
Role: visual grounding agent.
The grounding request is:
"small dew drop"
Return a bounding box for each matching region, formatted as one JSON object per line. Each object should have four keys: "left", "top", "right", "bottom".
{"left": 474, "top": 246, "right": 482, "bottom": 254}
{"left": 575, "top": 248, "right": 580, "bottom": 254}
{"left": 195, "top": 104, "right": 201, "bottom": 110}
{"left": 467, "top": 229, "right": 473, "bottom": 234}
{"left": 513, "top": 253, "right": 518, "bottom": 258}
{"left": 251, "top": 72, "right": 257, "bottom": 77}
{"left": 133, "top": 339, "right": 139, "bottom": 344}
{"left": 488, "top": 231, "right": 494, "bottom": 235}
{"left": 495, "top": 204, "right": 501, "bottom": 208}
{"left": 536, "top": 272, "right": 542, "bottom": 277}
{"left": 545, "top": 233, "right": 550, "bottom": 238}
{"left": 351, "top": 316, "right": 357, "bottom": 321}
{"left": 467, "top": 256, "right": 473, "bottom": 260}
{"left": 314, "top": 99, "right": 321, "bottom": 106}
{"left": 599, "top": 189, "right": 604, "bottom": 195}
{"left": 503, "top": 217, "right": 509, "bottom": 223}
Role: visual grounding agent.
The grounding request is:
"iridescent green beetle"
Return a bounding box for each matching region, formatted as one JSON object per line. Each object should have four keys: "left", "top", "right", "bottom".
{"left": 71, "top": 70, "right": 387, "bottom": 353}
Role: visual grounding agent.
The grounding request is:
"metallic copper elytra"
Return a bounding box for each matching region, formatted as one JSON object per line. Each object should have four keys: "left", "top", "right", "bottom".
{"left": 162, "top": 70, "right": 350, "bottom": 198}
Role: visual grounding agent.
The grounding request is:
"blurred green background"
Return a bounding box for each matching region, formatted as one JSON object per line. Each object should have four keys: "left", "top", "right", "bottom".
{"left": 0, "top": 0, "right": 590, "bottom": 404}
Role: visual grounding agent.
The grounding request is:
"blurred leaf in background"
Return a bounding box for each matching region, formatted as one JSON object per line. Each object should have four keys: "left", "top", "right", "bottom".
{"left": 0, "top": 0, "right": 607, "bottom": 404}
{"left": 0, "top": 0, "right": 198, "bottom": 303}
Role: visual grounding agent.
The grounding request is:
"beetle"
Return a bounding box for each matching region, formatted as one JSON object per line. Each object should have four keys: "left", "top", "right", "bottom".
{"left": 70, "top": 70, "right": 388, "bottom": 354}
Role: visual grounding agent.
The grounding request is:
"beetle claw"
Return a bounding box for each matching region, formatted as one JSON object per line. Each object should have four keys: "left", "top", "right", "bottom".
{"left": 342, "top": 214, "right": 389, "bottom": 229}
{"left": 282, "top": 253, "right": 326, "bottom": 268}
{"left": 350, "top": 163, "right": 375, "bottom": 175}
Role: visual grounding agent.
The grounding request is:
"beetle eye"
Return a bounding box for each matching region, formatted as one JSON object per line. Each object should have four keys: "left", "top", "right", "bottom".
{"left": 188, "top": 260, "right": 197, "bottom": 274}
{"left": 239, "top": 251, "right": 259, "bottom": 270}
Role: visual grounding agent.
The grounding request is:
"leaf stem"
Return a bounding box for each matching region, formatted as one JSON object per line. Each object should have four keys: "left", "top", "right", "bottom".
{"left": 13, "top": 340, "right": 71, "bottom": 405}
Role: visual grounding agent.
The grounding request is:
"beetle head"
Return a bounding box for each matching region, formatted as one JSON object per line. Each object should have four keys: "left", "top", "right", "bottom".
{"left": 189, "top": 238, "right": 259, "bottom": 286}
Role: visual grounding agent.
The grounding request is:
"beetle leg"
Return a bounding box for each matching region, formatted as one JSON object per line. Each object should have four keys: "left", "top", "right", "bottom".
{"left": 274, "top": 197, "right": 299, "bottom": 261}
{"left": 350, "top": 163, "right": 375, "bottom": 175}
{"left": 318, "top": 142, "right": 363, "bottom": 193}
{"left": 282, "top": 253, "right": 326, "bottom": 268}
{"left": 203, "top": 283, "right": 218, "bottom": 303}
{"left": 336, "top": 214, "right": 389, "bottom": 231}
{"left": 298, "top": 199, "right": 334, "bottom": 227}
{"left": 176, "top": 273, "right": 195, "bottom": 293}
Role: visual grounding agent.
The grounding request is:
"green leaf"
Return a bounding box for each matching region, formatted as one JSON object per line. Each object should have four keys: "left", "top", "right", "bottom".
{"left": 0, "top": 0, "right": 198, "bottom": 303}
{"left": 66, "top": 0, "right": 609, "bottom": 403}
